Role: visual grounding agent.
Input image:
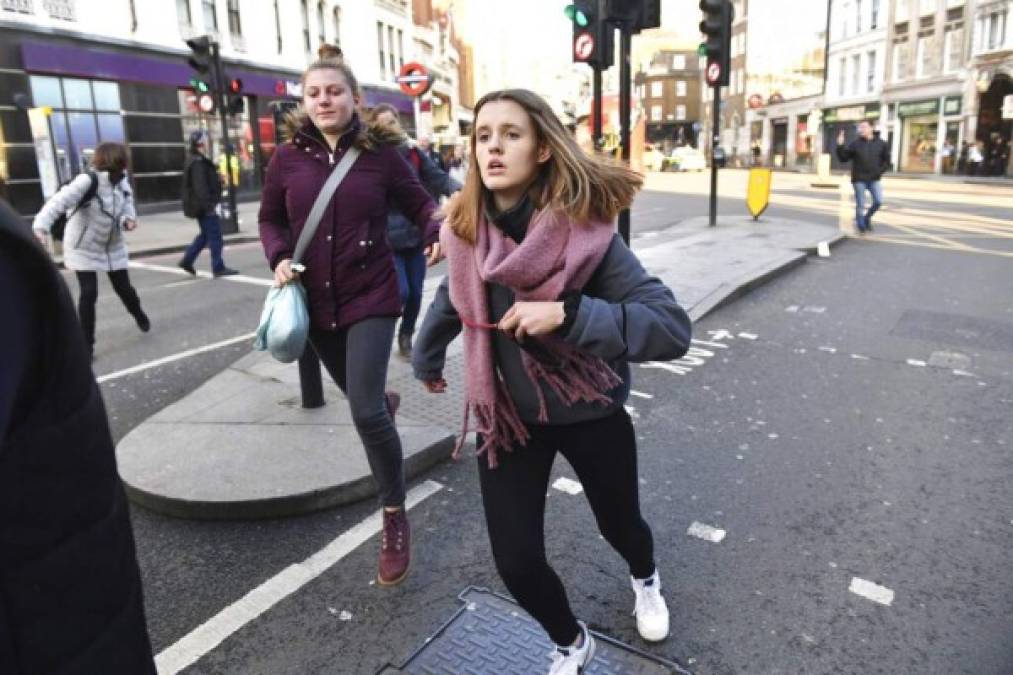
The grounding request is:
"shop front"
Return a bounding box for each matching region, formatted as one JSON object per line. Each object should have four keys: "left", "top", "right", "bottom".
{"left": 896, "top": 98, "right": 941, "bottom": 174}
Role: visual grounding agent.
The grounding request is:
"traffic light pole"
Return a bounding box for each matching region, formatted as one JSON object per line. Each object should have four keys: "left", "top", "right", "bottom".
{"left": 617, "top": 21, "right": 632, "bottom": 245}
{"left": 709, "top": 83, "right": 720, "bottom": 227}
{"left": 211, "top": 41, "right": 239, "bottom": 234}
{"left": 592, "top": 66, "right": 602, "bottom": 151}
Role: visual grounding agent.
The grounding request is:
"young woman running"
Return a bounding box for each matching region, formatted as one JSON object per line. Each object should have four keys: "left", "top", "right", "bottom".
{"left": 259, "top": 47, "right": 441, "bottom": 586}
{"left": 412, "top": 89, "right": 692, "bottom": 674}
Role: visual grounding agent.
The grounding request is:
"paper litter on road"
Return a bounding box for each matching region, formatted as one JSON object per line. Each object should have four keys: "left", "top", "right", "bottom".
{"left": 552, "top": 477, "right": 584, "bottom": 495}
{"left": 849, "top": 577, "right": 894, "bottom": 606}
{"left": 816, "top": 241, "right": 831, "bottom": 257}
{"left": 687, "top": 521, "right": 726, "bottom": 543}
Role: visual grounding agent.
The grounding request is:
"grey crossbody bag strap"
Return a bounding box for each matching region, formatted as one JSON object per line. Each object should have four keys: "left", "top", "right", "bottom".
{"left": 291, "top": 146, "right": 361, "bottom": 269}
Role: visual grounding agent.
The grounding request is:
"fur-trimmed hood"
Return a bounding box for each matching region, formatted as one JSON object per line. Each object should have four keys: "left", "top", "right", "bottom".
{"left": 282, "top": 110, "right": 407, "bottom": 151}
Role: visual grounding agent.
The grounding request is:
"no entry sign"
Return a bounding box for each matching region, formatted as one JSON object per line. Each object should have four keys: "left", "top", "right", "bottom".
{"left": 397, "top": 62, "right": 433, "bottom": 97}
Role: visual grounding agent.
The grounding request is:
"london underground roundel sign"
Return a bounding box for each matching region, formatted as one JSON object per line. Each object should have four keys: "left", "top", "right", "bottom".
{"left": 397, "top": 62, "right": 433, "bottom": 97}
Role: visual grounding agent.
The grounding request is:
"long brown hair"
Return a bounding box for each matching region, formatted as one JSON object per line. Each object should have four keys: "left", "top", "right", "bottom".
{"left": 445, "top": 88, "right": 642, "bottom": 244}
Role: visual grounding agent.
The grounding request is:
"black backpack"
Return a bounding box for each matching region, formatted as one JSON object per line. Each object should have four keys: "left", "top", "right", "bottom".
{"left": 52, "top": 171, "right": 99, "bottom": 242}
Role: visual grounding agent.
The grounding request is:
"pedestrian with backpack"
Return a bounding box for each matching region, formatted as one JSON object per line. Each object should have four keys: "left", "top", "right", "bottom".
{"left": 412, "top": 89, "right": 692, "bottom": 674}
{"left": 369, "top": 103, "right": 461, "bottom": 358}
{"left": 259, "top": 46, "right": 441, "bottom": 586}
{"left": 32, "top": 142, "right": 150, "bottom": 361}
{"left": 179, "top": 130, "right": 239, "bottom": 277}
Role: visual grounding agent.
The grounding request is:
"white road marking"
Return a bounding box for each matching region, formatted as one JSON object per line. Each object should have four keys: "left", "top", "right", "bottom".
{"left": 630, "top": 390, "right": 654, "bottom": 399}
{"left": 96, "top": 333, "right": 256, "bottom": 383}
{"left": 552, "top": 477, "right": 584, "bottom": 495}
{"left": 737, "top": 332, "right": 758, "bottom": 340}
{"left": 641, "top": 361, "right": 693, "bottom": 375}
{"left": 849, "top": 577, "right": 895, "bottom": 606}
{"left": 818, "top": 346, "right": 837, "bottom": 353}
{"left": 785, "top": 305, "right": 800, "bottom": 313}
{"left": 154, "top": 480, "right": 444, "bottom": 675}
{"left": 952, "top": 369, "right": 975, "bottom": 377}
{"left": 686, "top": 521, "right": 726, "bottom": 543}
{"left": 130, "top": 260, "right": 273, "bottom": 287}
{"left": 850, "top": 354, "right": 870, "bottom": 360}
{"left": 802, "top": 306, "right": 827, "bottom": 314}
{"left": 906, "top": 359, "right": 927, "bottom": 367}
{"left": 624, "top": 404, "right": 641, "bottom": 419}
{"left": 691, "top": 338, "right": 729, "bottom": 349}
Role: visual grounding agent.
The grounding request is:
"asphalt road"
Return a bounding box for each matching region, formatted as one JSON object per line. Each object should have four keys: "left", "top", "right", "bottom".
{"left": 77, "top": 177, "right": 1012, "bottom": 674}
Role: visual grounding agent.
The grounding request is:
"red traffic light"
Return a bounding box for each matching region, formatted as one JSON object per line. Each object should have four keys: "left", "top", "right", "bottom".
{"left": 228, "top": 78, "right": 243, "bottom": 94}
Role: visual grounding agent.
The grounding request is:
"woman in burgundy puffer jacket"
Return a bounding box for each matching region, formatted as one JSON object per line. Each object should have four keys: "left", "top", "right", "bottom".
{"left": 259, "top": 47, "right": 441, "bottom": 587}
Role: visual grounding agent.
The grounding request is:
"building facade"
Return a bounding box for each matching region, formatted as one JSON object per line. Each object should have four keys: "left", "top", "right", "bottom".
{"left": 638, "top": 49, "right": 703, "bottom": 151}
{"left": 964, "top": 0, "right": 1012, "bottom": 175}
{"left": 0, "top": 0, "right": 473, "bottom": 218}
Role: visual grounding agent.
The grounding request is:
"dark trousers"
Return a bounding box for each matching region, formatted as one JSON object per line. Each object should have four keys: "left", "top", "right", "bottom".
{"left": 394, "top": 248, "right": 426, "bottom": 337}
{"left": 478, "top": 409, "right": 655, "bottom": 646}
{"left": 182, "top": 213, "right": 225, "bottom": 272}
{"left": 310, "top": 317, "right": 405, "bottom": 507}
{"left": 75, "top": 269, "right": 143, "bottom": 349}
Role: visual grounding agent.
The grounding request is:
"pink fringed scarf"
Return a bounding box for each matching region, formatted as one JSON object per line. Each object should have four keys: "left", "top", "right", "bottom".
{"left": 441, "top": 207, "right": 623, "bottom": 468}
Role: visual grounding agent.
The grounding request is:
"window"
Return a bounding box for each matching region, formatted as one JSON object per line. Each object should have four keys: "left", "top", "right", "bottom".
{"left": 738, "top": 68, "right": 745, "bottom": 94}
{"left": 332, "top": 6, "right": 341, "bottom": 47}
{"left": 177, "top": 0, "right": 192, "bottom": 25}
{"left": 301, "top": 0, "right": 310, "bottom": 52}
{"left": 274, "top": 0, "right": 282, "bottom": 53}
{"left": 2, "top": 0, "right": 34, "bottom": 14}
{"left": 672, "top": 54, "right": 686, "bottom": 69}
{"left": 944, "top": 25, "right": 962, "bottom": 72}
{"left": 387, "top": 25, "right": 396, "bottom": 79}
{"left": 651, "top": 105, "right": 662, "bottom": 122}
{"left": 856, "top": 0, "right": 862, "bottom": 33}
{"left": 896, "top": 1, "right": 908, "bottom": 22}
{"left": 651, "top": 81, "right": 663, "bottom": 97}
{"left": 866, "top": 50, "right": 876, "bottom": 91}
{"left": 227, "top": 0, "right": 241, "bottom": 37}
{"left": 676, "top": 105, "right": 687, "bottom": 120}
{"left": 983, "top": 9, "right": 1007, "bottom": 51}
{"left": 377, "top": 22, "right": 386, "bottom": 80}
{"left": 893, "top": 42, "right": 908, "bottom": 80}
{"left": 916, "top": 36, "right": 928, "bottom": 76}
{"left": 676, "top": 80, "right": 687, "bottom": 96}
{"left": 920, "top": 0, "right": 935, "bottom": 16}
{"left": 397, "top": 29, "right": 404, "bottom": 71}
{"left": 29, "top": 76, "right": 124, "bottom": 182}
{"left": 838, "top": 56, "right": 847, "bottom": 95}
{"left": 871, "top": 0, "right": 879, "bottom": 29}
{"left": 851, "top": 53, "right": 860, "bottom": 93}
{"left": 316, "top": 1, "right": 325, "bottom": 46}
{"left": 202, "top": 0, "right": 216, "bottom": 32}
{"left": 841, "top": 1, "right": 850, "bottom": 38}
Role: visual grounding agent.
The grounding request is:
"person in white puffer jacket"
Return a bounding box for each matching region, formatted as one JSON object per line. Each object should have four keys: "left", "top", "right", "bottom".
{"left": 33, "top": 142, "right": 149, "bottom": 360}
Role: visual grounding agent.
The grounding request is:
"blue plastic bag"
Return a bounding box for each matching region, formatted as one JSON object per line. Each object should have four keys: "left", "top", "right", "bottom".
{"left": 254, "top": 281, "right": 309, "bottom": 363}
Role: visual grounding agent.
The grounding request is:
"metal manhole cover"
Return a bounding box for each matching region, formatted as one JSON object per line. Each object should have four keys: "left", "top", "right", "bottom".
{"left": 378, "top": 587, "right": 691, "bottom": 675}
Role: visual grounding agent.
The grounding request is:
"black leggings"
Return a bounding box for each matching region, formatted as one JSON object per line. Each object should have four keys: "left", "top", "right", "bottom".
{"left": 477, "top": 409, "right": 655, "bottom": 646}
{"left": 75, "top": 269, "right": 143, "bottom": 348}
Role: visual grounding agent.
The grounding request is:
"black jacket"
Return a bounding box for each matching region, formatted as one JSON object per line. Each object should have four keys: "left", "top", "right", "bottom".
{"left": 0, "top": 201, "right": 156, "bottom": 674}
{"left": 182, "top": 153, "right": 222, "bottom": 218}
{"left": 836, "top": 137, "right": 891, "bottom": 183}
{"left": 387, "top": 144, "right": 460, "bottom": 251}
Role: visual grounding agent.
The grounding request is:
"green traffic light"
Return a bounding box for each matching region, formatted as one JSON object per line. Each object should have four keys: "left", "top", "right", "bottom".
{"left": 564, "top": 4, "right": 589, "bottom": 27}
{"left": 697, "top": 42, "right": 707, "bottom": 56}
{"left": 189, "top": 78, "right": 209, "bottom": 93}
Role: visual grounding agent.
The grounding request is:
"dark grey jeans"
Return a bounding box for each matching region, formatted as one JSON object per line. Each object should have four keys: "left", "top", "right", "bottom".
{"left": 310, "top": 317, "right": 405, "bottom": 507}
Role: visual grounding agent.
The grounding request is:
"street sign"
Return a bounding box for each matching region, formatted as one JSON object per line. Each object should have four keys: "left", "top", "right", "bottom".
{"left": 574, "top": 31, "right": 595, "bottom": 61}
{"left": 705, "top": 61, "right": 721, "bottom": 86}
{"left": 397, "top": 62, "right": 433, "bottom": 97}
{"left": 746, "top": 167, "right": 772, "bottom": 220}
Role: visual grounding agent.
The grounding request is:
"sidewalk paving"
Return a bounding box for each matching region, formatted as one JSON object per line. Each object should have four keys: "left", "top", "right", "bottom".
{"left": 115, "top": 213, "right": 846, "bottom": 519}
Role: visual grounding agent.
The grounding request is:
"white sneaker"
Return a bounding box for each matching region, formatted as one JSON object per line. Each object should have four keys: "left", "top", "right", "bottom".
{"left": 547, "top": 620, "right": 596, "bottom": 675}
{"left": 631, "top": 570, "right": 670, "bottom": 642}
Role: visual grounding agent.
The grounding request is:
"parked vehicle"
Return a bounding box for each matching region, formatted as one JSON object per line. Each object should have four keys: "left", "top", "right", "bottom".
{"left": 642, "top": 143, "right": 665, "bottom": 172}
{"left": 664, "top": 146, "right": 707, "bottom": 172}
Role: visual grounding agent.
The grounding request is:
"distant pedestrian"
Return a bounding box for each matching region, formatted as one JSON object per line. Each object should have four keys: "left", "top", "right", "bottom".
{"left": 179, "top": 130, "right": 239, "bottom": 277}
{"left": 412, "top": 88, "right": 692, "bottom": 675}
{"left": 957, "top": 141, "right": 969, "bottom": 175}
{"left": 2, "top": 199, "right": 156, "bottom": 674}
{"left": 836, "top": 121, "right": 890, "bottom": 233}
{"left": 418, "top": 135, "right": 447, "bottom": 172}
{"left": 967, "top": 141, "right": 984, "bottom": 176}
{"left": 259, "top": 44, "right": 441, "bottom": 586}
{"left": 32, "top": 142, "right": 150, "bottom": 360}
{"left": 370, "top": 103, "right": 461, "bottom": 358}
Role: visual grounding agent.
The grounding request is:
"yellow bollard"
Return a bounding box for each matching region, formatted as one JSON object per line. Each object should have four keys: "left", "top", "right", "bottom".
{"left": 746, "top": 167, "right": 772, "bottom": 220}
{"left": 838, "top": 179, "right": 858, "bottom": 235}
